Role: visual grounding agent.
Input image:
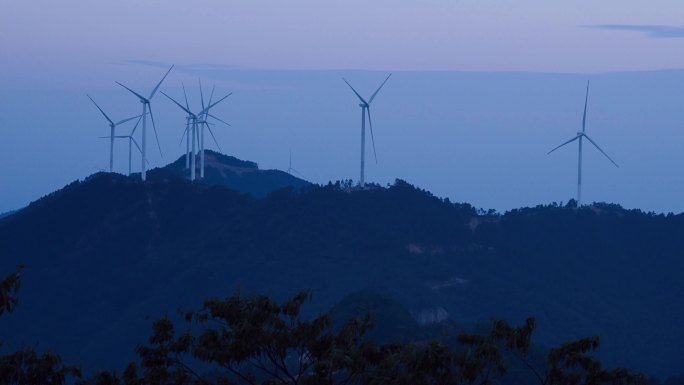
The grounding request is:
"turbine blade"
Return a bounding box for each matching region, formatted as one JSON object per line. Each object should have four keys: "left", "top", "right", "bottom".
{"left": 547, "top": 135, "right": 580, "bottom": 155}
{"left": 199, "top": 92, "right": 232, "bottom": 116}
{"left": 583, "top": 134, "right": 619, "bottom": 168}
{"left": 368, "top": 73, "right": 392, "bottom": 104}
{"left": 207, "top": 85, "right": 216, "bottom": 107}
{"left": 291, "top": 168, "right": 306, "bottom": 179}
{"left": 366, "top": 108, "right": 378, "bottom": 163}
{"left": 198, "top": 78, "right": 205, "bottom": 110}
{"left": 182, "top": 82, "right": 190, "bottom": 110}
{"left": 115, "top": 113, "right": 145, "bottom": 126}
{"left": 131, "top": 137, "right": 142, "bottom": 154}
{"left": 342, "top": 78, "right": 368, "bottom": 104}
{"left": 148, "top": 104, "right": 164, "bottom": 158}
{"left": 115, "top": 82, "right": 147, "bottom": 102}
{"left": 208, "top": 113, "right": 231, "bottom": 127}
{"left": 202, "top": 85, "right": 217, "bottom": 120}
{"left": 582, "top": 81, "right": 589, "bottom": 133}
{"left": 161, "top": 91, "right": 193, "bottom": 116}
{"left": 179, "top": 125, "right": 189, "bottom": 146}
{"left": 130, "top": 115, "right": 143, "bottom": 136}
{"left": 149, "top": 64, "right": 174, "bottom": 99}
{"left": 87, "top": 95, "right": 114, "bottom": 125}
{"left": 130, "top": 137, "right": 148, "bottom": 164}
{"left": 205, "top": 123, "right": 223, "bottom": 153}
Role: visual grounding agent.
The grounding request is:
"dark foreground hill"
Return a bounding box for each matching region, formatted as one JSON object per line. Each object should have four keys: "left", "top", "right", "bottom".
{"left": 0, "top": 153, "right": 683, "bottom": 378}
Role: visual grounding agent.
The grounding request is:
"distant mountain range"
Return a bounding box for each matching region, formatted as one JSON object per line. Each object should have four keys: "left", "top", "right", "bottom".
{"left": 0, "top": 151, "right": 683, "bottom": 379}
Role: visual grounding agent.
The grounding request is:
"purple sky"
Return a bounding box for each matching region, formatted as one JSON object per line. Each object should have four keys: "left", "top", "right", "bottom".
{"left": 2, "top": 0, "right": 684, "bottom": 80}
{"left": 2, "top": 1, "right": 684, "bottom": 214}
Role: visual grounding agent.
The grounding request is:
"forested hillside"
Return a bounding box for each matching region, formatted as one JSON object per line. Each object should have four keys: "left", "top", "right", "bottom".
{"left": 1, "top": 154, "right": 682, "bottom": 378}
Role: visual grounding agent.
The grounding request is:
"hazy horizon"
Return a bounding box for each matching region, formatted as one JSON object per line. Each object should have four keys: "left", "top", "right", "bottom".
{"left": 3, "top": 0, "right": 684, "bottom": 214}
{"left": 2, "top": 66, "right": 684, "bottom": 215}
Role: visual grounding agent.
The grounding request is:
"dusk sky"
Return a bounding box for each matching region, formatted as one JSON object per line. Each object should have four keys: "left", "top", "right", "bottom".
{"left": 2, "top": 0, "right": 684, "bottom": 213}
{"left": 3, "top": 0, "right": 684, "bottom": 76}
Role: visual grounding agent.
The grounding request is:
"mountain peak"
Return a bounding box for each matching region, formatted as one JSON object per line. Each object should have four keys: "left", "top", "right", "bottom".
{"left": 148, "top": 150, "right": 310, "bottom": 197}
{"left": 163, "top": 150, "right": 259, "bottom": 172}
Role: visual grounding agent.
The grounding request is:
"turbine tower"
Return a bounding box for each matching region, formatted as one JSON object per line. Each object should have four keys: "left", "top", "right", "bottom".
{"left": 343, "top": 74, "right": 391, "bottom": 187}
{"left": 547, "top": 81, "right": 619, "bottom": 205}
{"left": 116, "top": 65, "right": 174, "bottom": 181}
{"left": 162, "top": 90, "right": 231, "bottom": 181}
{"left": 87, "top": 95, "right": 142, "bottom": 172}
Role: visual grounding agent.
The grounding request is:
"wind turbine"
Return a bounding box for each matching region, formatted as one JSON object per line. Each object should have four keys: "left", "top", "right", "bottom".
{"left": 343, "top": 74, "right": 392, "bottom": 187}
{"left": 196, "top": 79, "right": 231, "bottom": 178}
{"left": 287, "top": 150, "right": 305, "bottom": 178}
{"left": 98, "top": 114, "right": 148, "bottom": 176}
{"left": 162, "top": 90, "right": 231, "bottom": 181}
{"left": 115, "top": 65, "right": 174, "bottom": 181}
{"left": 547, "top": 81, "right": 619, "bottom": 205}
{"left": 87, "top": 95, "right": 142, "bottom": 172}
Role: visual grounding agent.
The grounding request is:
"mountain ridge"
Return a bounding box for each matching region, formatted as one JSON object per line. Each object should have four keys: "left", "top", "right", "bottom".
{"left": 1, "top": 152, "right": 682, "bottom": 378}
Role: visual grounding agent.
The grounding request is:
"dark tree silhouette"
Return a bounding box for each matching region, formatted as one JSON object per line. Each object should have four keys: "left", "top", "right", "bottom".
{"left": 0, "top": 266, "right": 22, "bottom": 316}
{"left": 0, "top": 267, "right": 81, "bottom": 385}
{"left": 80, "top": 292, "right": 647, "bottom": 385}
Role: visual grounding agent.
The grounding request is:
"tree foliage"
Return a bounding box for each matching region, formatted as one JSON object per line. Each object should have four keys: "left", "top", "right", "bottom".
{"left": 0, "top": 267, "right": 652, "bottom": 385}
{"left": 0, "top": 267, "right": 81, "bottom": 385}
{"left": 0, "top": 265, "right": 22, "bottom": 316}
{"left": 79, "top": 292, "right": 646, "bottom": 385}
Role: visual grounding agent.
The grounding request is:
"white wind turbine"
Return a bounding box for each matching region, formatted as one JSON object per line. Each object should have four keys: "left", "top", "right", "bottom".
{"left": 162, "top": 90, "right": 231, "bottom": 181}
{"left": 98, "top": 114, "right": 148, "bottom": 176}
{"left": 196, "top": 80, "right": 231, "bottom": 178}
{"left": 116, "top": 65, "right": 174, "bottom": 181}
{"left": 343, "top": 74, "right": 392, "bottom": 187}
{"left": 287, "top": 150, "right": 305, "bottom": 178}
{"left": 547, "top": 81, "right": 619, "bottom": 205}
{"left": 87, "top": 95, "right": 143, "bottom": 172}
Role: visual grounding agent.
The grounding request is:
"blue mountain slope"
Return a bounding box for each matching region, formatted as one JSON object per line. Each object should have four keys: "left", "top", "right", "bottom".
{"left": 0, "top": 156, "right": 683, "bottom": 378}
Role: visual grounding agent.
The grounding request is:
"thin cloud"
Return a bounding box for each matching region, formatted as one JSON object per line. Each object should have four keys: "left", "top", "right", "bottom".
{"left": 116, "top": 60, "right": 293, "bottom": 91}
{"left": 121, "top": 60, "right": 240, "bottom": 72}
{"left": 590, "top": 24, "right": 684, "bottom": 38}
